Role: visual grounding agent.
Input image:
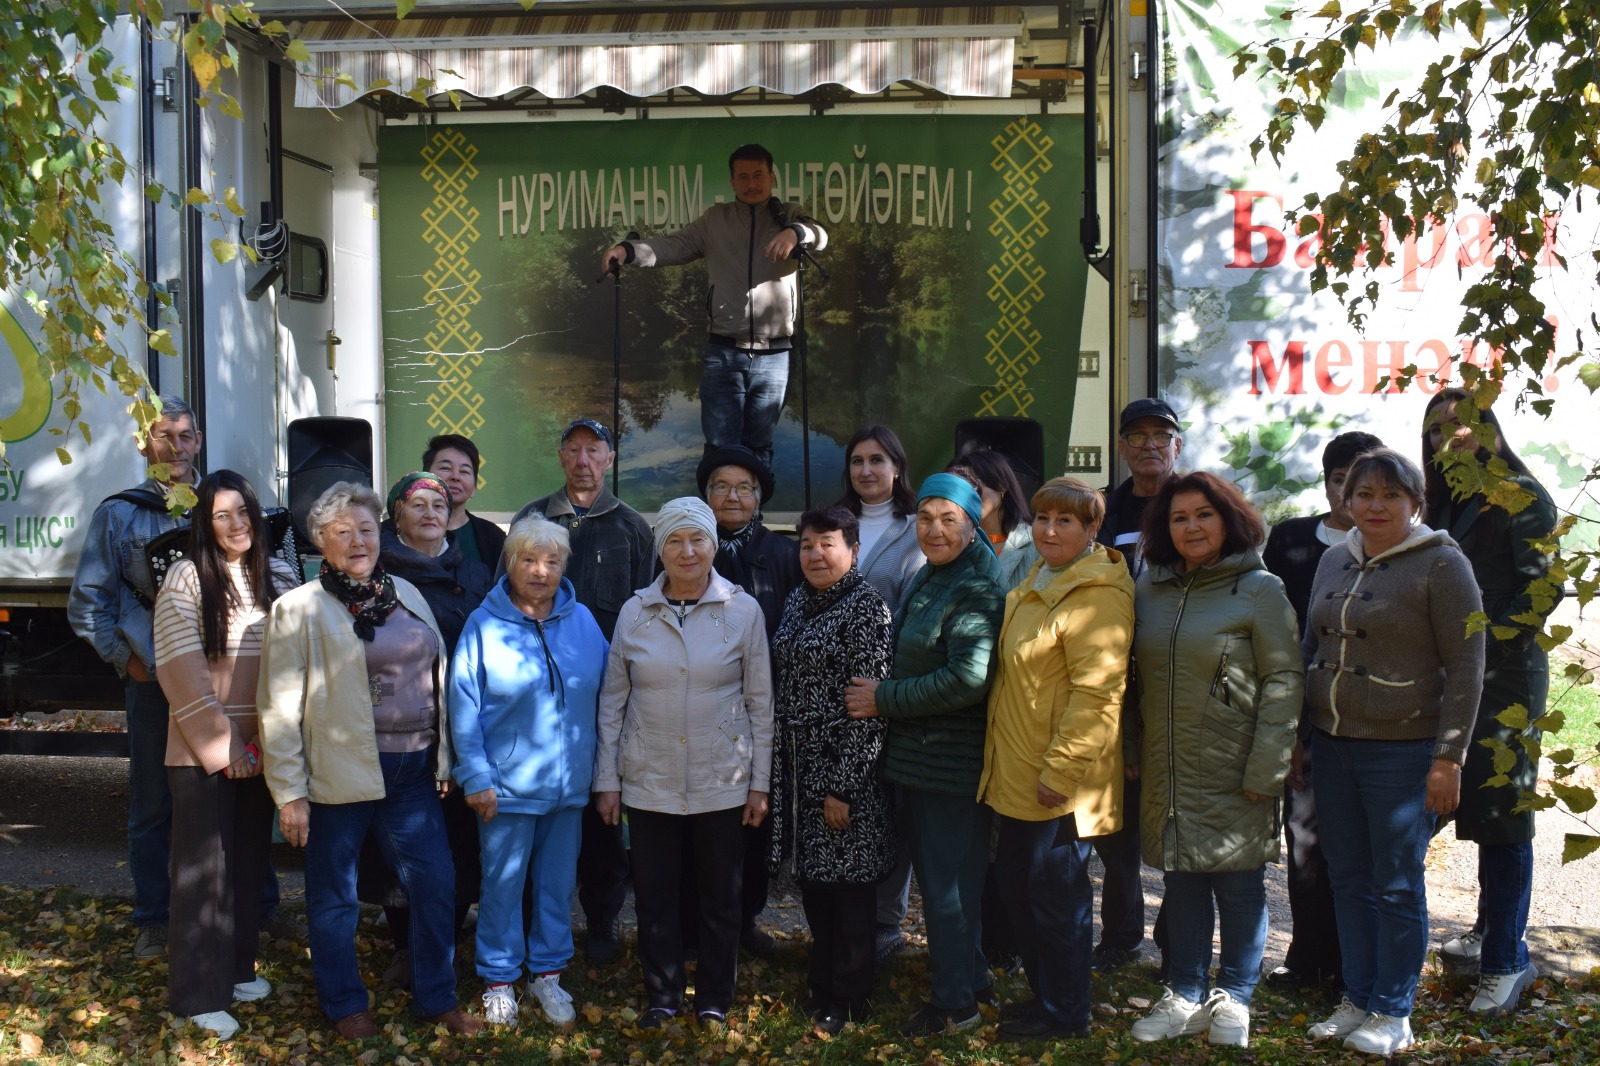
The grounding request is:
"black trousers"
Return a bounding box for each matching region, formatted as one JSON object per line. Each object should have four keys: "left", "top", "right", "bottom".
{"left": 578, "top": 796, "right": 630, "bottom": 928}
{"left": 799, "top": 880, "right": 877, "bottom": 1010}
{"left": 1091, "top": 772, "right": 1146, "bottom": 951}
{"left": 682, "top": 818, "right": 772, "bottom": 945}
{"left": 1282, "top": 742, "right": 1342, "bottom": 979}
{"left": 629, "top": 805, "right": 745, "bottom": 1012}
{"left": 167, "top": 767, "right": 273, "bottom": 1017}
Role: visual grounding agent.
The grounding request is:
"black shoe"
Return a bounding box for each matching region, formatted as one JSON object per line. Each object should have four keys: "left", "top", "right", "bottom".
{"left": 638, "top": 1007, "right": 677, "bottom": 1030}
{"left": 1000, "top": 998, "right": 1037, "bottom": 1021}
{"left": 901, "top": 1002, "right": 981, "bottom": 1036}
{"left": 990, "top": 954, "right": 1024, "bottom": 976}
{"left": 696, "top": 1008, "right": 727, "bottom": 1029}
{"left": 1266, "top": 965, "right": 1307, "bottom": 989}
{"left": 874, "top": 924, "right": 907, "bottom": 963}
{"left": 585, "top": 916, "right": 620, "bottom": 964}
{"left": 1090, "top": 943, "right": 1139, "bottom": 974}
{"left": 815, "top": 1000, "right": 870, "bottom": 1034}
{"left": 998, "top": 1014, "right": 1087, "bottom": 1042}
{"left": 975, "top": 985, "right": 998, "bottom": 1007}
{"left": 740, "top": 924, "right": 775, "bottom": 959}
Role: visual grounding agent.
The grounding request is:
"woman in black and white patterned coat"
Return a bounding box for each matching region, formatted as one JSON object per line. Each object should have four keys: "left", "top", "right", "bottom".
{"left": 769, "top": 506, "right": 896, "bottom": 1034}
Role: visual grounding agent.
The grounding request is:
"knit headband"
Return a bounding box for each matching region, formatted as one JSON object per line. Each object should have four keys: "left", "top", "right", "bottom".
{"left": 652, "top": 496, "right": 718, "bottom": 560}
{"left": 386, "top": 471, "right": 452, "bottom": 517}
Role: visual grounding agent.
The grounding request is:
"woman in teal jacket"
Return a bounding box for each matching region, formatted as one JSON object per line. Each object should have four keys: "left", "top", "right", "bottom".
{"left": 448, "top": 515, "right": 609, "bottom": 1030}
{"left": 845, "top": 473, "right": 1005, "bottom": 1036}
{"left": 1129, "top": 472, "right": 1302, "bottom": 1050}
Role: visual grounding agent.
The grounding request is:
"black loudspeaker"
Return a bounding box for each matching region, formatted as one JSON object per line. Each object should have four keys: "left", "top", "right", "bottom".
{"left": 287, "top": 417, "right": 373, "bottom": 547}
{"left": 953, "top": 417, "right": 1046, "bottom": 500}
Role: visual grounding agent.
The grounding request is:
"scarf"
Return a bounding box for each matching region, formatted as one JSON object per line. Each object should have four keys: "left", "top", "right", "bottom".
{"left": 799, "top": 565, "right": 865, "bottom": 620}
{"left": 717, "top": 516, "right": 760, "bottom": 557}
{"left": 319, "top": 560, "right": 400, "bottom": 641}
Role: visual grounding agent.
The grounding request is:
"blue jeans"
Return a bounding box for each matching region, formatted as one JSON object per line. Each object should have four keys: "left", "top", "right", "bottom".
{"left": 476, "top": 808, "right": 582, "bottom": 984}
{"left": 1477, "top": 841, "right": 1533, "bottom": 975}
{"left": 304, "top": 750, "right": 457, "bottom": 1020}
{"left": 1163, "top": 868, "right": 1268, "bottom": 1006}
{"left": 994, "top": 814, "right": 1092, "bottom": 1030}
{"left": 700, "top": 344, "right": 789, "bottom": 468}
{"left": 126, "top": 679, "right": 172, "bottom": 927}
{"left": 1313, "top": 732, "right": 1433, "bottom": 1017}
{"left": 902, "top": 788, "right": 992, "bottom": 1011}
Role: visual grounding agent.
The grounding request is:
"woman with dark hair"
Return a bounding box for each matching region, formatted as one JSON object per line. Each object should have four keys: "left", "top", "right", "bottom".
{"left": 1422, "top": 389, "right": 1558, "bottom": 1017}
{"left": 1302, "top": 447, "right": 1485, "bottom": 1054}
{"left": 836, "top": 425, "right": 925, "bottom": 615}
{"left": 154, "top": 470, "right": 299, "bottom": 1038}
{"left": 948, "top": 450, "right": 1037, "bottom": 590}
{"left": 1129, "top": 472, "right": 1301, "bottom": 1050}
{"left": 768, "top": 505, "right": 896, "bottom": 1033}
{"left": 424, "top": 434, "right": 507, "bottom": 566}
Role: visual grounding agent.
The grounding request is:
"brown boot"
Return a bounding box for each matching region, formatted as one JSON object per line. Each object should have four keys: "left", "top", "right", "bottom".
{"left": 423, "top": 1006, "right": 484, "bottom": 1036}
{"left": 381, "top": 949, "right": 412, "bottom": 991}
{"left": 333, "top": 1011, "right": 379, "bottom": 1039}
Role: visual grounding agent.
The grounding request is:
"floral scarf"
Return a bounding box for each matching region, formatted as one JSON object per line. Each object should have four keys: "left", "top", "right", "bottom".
{"left": 318, "top": 560, "right": 400, "bottom": 641}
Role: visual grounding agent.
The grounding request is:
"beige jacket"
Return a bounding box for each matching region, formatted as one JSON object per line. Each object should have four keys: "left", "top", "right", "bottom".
{"left": 593, "top": 571, "right": 774, "bottom": 815}
{"left": 258, "top": 577, "right": 452, "bottom": 807}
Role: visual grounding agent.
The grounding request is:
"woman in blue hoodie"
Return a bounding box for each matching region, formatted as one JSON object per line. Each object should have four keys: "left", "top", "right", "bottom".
{"left": 448, "top": 515, "right": 610, "bottom": 1030}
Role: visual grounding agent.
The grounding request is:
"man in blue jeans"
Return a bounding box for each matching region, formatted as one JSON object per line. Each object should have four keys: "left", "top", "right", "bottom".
{"left": 68, "top": 395, "right": 202, "bottom": 960}
{"left": 599, "top": 144, "right": 828, "bottom": 468}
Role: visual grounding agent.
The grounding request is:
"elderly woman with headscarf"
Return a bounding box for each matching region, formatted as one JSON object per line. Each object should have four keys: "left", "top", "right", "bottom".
{"left": 449, "top": 514, "right": 610, "bottom": 1030}
{"left": 845, "top": 473, "right": 1005, "bottom": 1036}
{"left": 363, "top": 471, "right": 493, "bottom": 990}
{"left": 258, "top": 482, "right": 481, "bottom": 1039}
{"left": 592, "top": 497, "right": 774, "bottom": 1030}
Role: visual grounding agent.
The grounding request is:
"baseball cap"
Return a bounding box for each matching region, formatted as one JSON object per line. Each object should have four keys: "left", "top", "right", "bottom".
{"left": 1119, "top": 398, "right": 1181, "bottom": 433}
{"left": 561, "top": 418, "right": 614, "bottom": 448}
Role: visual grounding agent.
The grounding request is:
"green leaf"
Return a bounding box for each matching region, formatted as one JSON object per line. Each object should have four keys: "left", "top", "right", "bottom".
{"left": 1579, "top": 362, "right": 1600, "bottom": 393}
{"left": 1562, "top": 833, "right": 1600, "bottom": 864}
{"left": 222, "top": 187, "right": 247, "bottom": 217}
{"left": 54, "top": 447, "right": 73, "bottom": 466}
{"left": 1495, "top": 703, "right": 1530, "bottom": 730}
{"left": 284, "top": 39, "right": 311, "bottom": 64}
{"left": 184, "top": 188, "right": 211, "bottom": 207}
{"left": 210, "top": 238, "right": 239, "bottom": 264}
{"left": 396, "top": 0, "right": 419, "bottom": 17}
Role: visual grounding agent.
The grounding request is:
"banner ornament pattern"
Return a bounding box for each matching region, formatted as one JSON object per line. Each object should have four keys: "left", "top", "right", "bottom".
{"left": 978, "top": 118, "right": 1052, "bottom": 418}
{"left": 419, "top": 128, "right": 489, "bottom": 479}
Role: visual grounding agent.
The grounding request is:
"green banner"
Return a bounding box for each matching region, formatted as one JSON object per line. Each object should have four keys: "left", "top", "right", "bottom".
{"left": 378, "top": 114, "right": 1085, "bottom": 512}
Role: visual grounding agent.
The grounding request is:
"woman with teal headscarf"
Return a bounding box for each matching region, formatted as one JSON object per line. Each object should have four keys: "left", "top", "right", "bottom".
{"left": 845, "top": 474, "right": 1005, "bottom": 1035}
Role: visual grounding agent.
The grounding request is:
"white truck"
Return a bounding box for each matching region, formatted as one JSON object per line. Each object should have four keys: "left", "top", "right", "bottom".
{"left": 1, "top": 0, "right": 1591, "bottom": 744}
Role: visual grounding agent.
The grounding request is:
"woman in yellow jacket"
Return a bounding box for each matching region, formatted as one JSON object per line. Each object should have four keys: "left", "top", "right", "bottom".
{"left": 979, "top": 476, "right": 1135, "bottom": 1042}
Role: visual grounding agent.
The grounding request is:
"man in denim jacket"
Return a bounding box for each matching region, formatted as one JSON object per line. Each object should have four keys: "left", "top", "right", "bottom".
{"left": 68, "top": 394, "right": 200, "bottom": 959}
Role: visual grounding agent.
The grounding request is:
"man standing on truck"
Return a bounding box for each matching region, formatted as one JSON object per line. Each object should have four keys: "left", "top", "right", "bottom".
{"left": 1090, "top": 397, "right": 1185, "bottom": 978}
{"left": 67, "top": 394, "right": 201, "bottom": 960}
{"left": 502, "top": 417, "right": 655, "bottom": 962}
{"left": 598, "top": 144, "right": 828, "bottom": 469}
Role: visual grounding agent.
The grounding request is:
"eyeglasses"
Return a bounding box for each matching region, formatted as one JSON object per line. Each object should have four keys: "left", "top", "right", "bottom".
{"left": 709, "top": 483, "right": 758, "bottom": 501}
{"left": 1122, "top": 431, "right": 1177, "bottom": 447}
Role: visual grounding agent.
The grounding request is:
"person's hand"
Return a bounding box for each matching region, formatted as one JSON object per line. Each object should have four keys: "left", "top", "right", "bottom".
{"left": 1286, "top": 739, "right": 1307, "bottom": 792}
{"left": 465, "top": 789, "right": 497, "bottom": 823}
{"left": 125, "top": 655, "right": 151, "bottom": 683}
{"left": 823, "top": 795, "right": 851, "bottom": 830}
{"left": 743, "top": 790, "right": 770, "bottom": 827}
{"left": 437, "top": 778, "right": 453, "bottom": 798}
{"left": 1425, "top": 758, "right": 1462, "bottom": 815}
{"left": 224, "top": 751, "right": 261, "bottom": 779}
{"left": 844, "top": 677, "right": 880, "bottom": 718}
{"left": 1245, "top": 791, "right": 1264, "bottom": 802}
{"left": 600, "top": 245, "right": 628, "bottom": 276}
{"left": 1124, "top": 761, "right": 1141, "bottom": 782}
{"left": 279, "top": 798, "right": 310, "bottom": 847}
{"left": 595, "top": 791, "right": 621, "bottom": 826}
{"left": 1037, "top": 782, "right": 1067, "bottom": 808}
{"left": 763, "top": 227, "right": 798, "bottom": 263}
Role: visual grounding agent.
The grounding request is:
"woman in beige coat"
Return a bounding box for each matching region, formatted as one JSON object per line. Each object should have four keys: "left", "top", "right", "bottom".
{"left": 979, "top": 477, "right": 1135, "bottom": 1042}
{"left": 258, "top": 482, "right": 479, "bottom": 1040}
{"left": 592, "top": 497, "right": 774, "bottom": 1029}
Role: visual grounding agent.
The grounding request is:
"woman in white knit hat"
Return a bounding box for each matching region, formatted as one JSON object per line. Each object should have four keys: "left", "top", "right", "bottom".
{"left": 592, "top": 497, "right": 774, "bottom": 1029}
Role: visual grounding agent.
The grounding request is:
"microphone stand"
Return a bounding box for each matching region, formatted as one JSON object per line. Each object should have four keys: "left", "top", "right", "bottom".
{"left": 596, "top": 234, "right": 638, "bottom": 496}
{"left": 791, "top": 242, "right": 830, "bottom": 510}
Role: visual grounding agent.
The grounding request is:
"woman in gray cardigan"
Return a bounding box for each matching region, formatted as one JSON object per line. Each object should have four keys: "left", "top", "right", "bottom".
{"left": 1301, "top": 449, "right": 1485, "bottom": 1056}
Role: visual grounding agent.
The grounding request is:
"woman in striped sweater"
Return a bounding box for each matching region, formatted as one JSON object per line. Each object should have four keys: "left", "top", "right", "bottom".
{"left": 154, "top": 470, "right": 298, "bottom": 1039}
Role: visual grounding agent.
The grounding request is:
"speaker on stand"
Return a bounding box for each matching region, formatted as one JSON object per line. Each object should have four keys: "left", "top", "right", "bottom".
{"left": 287, "top": 417, "right": 373, "bottom": 551}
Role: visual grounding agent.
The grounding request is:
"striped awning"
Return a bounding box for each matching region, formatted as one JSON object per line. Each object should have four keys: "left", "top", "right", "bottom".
{"left": 290, "top": 7, "right": 1022, "bottom": 108}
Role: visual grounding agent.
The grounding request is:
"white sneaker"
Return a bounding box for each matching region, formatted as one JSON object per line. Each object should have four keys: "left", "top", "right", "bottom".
{"left": 189, "top": 1010, "right": 240, "bottom": 1039}
{"left": 1441, "top": 929, "right": 1483, "bottom": 961}
{"left": 1130, "top": 988, "right": 1210, "bottom": 1042}
{"left": 482, "top": 983, "right": 519, "bottom": 1027}
{"left": 1470, "top": 961, "right": 1539, "bottom": 1016}
{"left": 1308, "top": 995, "right": 1369, "bottom": 1040}
{"left": 1205, "top": 989, "right": 1249, "bottom": 1047}
{"left": 1342, "top": 1012, "right": 1414, "bottom": 1055}
{"left": 528, "top": 973, "right": 576, "bottom": 1027}
{"left": 232, "top": 977, "right": 271, "bottom": 1002}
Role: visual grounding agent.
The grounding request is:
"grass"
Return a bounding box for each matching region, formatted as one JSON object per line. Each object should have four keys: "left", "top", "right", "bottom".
{"left": 1546, "top": 673, "right": 1599, "bottom": 757}
{"left": 1, "top": 884, "right": 1597, "bottom": 1066}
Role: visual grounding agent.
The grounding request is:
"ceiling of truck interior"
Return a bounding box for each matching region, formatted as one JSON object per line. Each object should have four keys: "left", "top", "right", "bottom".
{"left": 247, "top": 2, "right": 1087, "bottom": 112}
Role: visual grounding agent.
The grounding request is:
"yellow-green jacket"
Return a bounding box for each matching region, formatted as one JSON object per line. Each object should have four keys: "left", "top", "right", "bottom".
{"left": 978, "top": 544, "right": 1134, "bottom": 836}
